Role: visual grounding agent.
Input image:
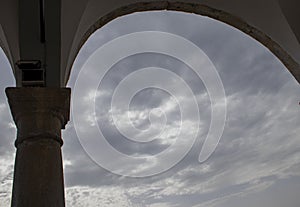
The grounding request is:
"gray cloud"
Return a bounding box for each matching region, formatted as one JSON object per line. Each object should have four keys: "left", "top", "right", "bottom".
{"left": 64, "top": 11, "right": 300, "bottom": 207}
{"left": 0, "top": 11, "right": 299, "bottom": 207}
{"left": 0, "top": 48, "right": 16, "bottom": 206}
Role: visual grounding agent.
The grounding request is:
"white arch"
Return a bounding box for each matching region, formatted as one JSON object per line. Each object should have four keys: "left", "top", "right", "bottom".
{"left": 64, "top": 0, "right": 300, "bottom": 85}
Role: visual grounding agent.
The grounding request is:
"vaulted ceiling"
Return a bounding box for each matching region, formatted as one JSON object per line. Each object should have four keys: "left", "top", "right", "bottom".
{"left": 0, "top": 0, "right": 299, "bottom": 86}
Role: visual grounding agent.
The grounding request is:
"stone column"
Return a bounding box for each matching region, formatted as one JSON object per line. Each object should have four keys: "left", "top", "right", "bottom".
{"left": 6, "top": 87, "right": 70, "bottom": 207}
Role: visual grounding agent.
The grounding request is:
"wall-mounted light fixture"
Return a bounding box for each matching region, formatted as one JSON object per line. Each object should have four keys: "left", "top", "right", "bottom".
{"left": 16, "top": 60, "right": 45, "bottom": 87}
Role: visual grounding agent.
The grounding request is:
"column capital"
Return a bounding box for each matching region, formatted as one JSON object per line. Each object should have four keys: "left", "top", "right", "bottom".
{"left": 6, "top": 87, "right": 71, "bottom": 147}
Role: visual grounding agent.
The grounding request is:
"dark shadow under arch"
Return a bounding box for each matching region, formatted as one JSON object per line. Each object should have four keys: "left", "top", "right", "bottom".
{"left": 67, "top": 1, "right": 300, "bottom": 85}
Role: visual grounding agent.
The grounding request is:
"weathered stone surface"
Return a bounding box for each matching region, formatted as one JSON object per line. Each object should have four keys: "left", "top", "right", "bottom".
{"left": 6, "top": 87, "right": 71, "bottom": 207}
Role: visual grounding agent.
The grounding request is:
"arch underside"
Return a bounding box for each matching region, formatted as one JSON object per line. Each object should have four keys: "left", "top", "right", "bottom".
{"left": 0, "top": 0, "right": 299, "bottom": 86}
{"left": 66, "top": 1, "right": 300, "bottom": 85}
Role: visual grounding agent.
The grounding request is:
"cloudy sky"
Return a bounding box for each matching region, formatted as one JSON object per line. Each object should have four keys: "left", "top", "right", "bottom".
{"left": 1, "top": 11, "right": 300, "bottom": 207}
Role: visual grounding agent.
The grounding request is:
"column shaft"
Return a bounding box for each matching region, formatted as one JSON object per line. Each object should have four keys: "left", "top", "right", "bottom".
{"left": 6, "top": 87, "right": 70, "bottom": 207}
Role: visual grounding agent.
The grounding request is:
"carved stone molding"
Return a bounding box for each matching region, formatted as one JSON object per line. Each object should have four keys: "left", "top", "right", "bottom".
{"left": 6, "top": 87, "right": 71, "bottom": 147}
